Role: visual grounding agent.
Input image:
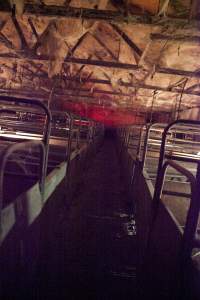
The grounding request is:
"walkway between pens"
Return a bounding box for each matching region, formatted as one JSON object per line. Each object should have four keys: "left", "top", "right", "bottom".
{"left": 39, "top": 133, "right": 138, "bottom": 299}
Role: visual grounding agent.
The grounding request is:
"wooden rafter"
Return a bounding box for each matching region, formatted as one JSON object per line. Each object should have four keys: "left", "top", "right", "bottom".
{"left": 185, "top": 84, "right": 200, "bottom": 92}
{"left": 151, "top": 33, "right": 200, "bottom": 42}
{"left": 0, "top": 20, "right": 15, "bottom": 50}
{"left": 11, "top": 15, "right": 29, "bottom": 49}
{"left": 31, "top": 21, "right": 54, "bottom": 54}
{"left": 0, "top": 62, "right": 199, "bottom": 98}
{"left": 0, "top": 32, "right": 15, "bottom": 50}
{"left": 111, "top": 24, "right": 142, "bottom": 58}
{"left": 0, "top": 3, "right": 197, "bottom": 26}
{"left": 68, "top": 31, "right": 89, "bottom": 57}
{"left": 0, "top": 52, "right": 199, "bottom": 78}
{"left": 28, "top": 18, "right": 39, "bottom": 40}
{"left": 90, "top": 33, "right": 118, "bottom": 61}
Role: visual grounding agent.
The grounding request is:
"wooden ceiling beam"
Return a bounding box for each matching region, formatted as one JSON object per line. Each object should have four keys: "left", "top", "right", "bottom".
{"left": 0, "top": 52, "right": 199, "bottom": 78}
{"left": 11, "top": 15, "right": 29, "bottom": 50}
{"left": 111, "top": 24, "right": 142, "bottom": 57}
{"left": 0, "top": 33, "right": 15, "bottom": 50}
{"left": 0, "top": 76, "right": 199, "bottom": 99}
{"left": 151, "top": 33, "right": 200, "bottom": 42}
{"left": 26, "top": 73, "right": 200, "bottom": 97}
{"left": 68, "top": 31, "right": 89, "bottom": 57}
{"left": 55, "top": 87, "right": 132, "bottom": 97}
{"left": 91, "top": 33, "right": 118, "bottom": 61}
{"left": 0, "top": 4, "right": 197, "bottom": 26}
{"left": 28, "top": 18, "right": 39, "bottom": 40}
{"left": 0, "top": 64, "right": 198, "bottom": 97}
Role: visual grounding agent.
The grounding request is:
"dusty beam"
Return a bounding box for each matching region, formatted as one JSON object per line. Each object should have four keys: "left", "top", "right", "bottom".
{"left": 0, "top": 3, "right": 150, "bottom": 23}
{"left": 0, "top": 53, "right": 139, "bottom": 70}
{"left": 0, "top": 4, "right": 197, "bottom": 26}
{"left": 111, "top": 24, "right": 142, "bottom": 57}
{"left": 0, "top": 87, "right": 117, "bottom": 99}
{"left": 151, "top": 33, "right": 200, "bottom": 42}
{"left": 65, "top": 57, "right": 139, "bottom": 70}
{"left": 120, "top": 81, "right": 200, "bottom": 97}
{"left": 62, "top": 76, "right": 200, "bottom": 97}
{"left": 1, "top": 52, "right": 200, "bottom": 78}
{"left": 55, "top": 87, "right": 132, "bottom": 97}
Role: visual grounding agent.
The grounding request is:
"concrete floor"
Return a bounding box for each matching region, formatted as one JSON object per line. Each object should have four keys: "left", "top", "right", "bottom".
{"left": 39, "top": 135, "right": 137, "bottom": 299}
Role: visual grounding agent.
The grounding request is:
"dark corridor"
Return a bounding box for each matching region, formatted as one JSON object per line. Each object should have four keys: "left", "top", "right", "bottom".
{"left": 39, "top": 134, "right": 137, "bottom": 299}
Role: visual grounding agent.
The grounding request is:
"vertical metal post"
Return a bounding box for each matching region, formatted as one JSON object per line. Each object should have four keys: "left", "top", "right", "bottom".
{"left": 182, "top": 162, "right": 200, "bottom": 261}
{"left": 66, "top": 113, "right": 73, "bottom": 178}
{"left": 141, "top": 124, "right": 152, "bottom": 170}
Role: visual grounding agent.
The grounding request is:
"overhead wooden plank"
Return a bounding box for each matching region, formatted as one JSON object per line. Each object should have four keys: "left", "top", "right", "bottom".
{"left": 0, "top": 4, "right": 198, "bottom": 26}
{"left": 0, "top": 52, "right": 199, "bottom": 78}
{"left": 151, "top": 33, "right": 200, "bottom": 42}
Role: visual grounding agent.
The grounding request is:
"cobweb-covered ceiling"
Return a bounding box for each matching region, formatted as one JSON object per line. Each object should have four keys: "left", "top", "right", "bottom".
{"left": 0, "top": 0, "right": 199, "bottom": 125}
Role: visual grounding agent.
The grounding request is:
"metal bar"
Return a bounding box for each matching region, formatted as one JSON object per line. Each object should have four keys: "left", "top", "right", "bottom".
{"left": 87, "top": 121, "right": 91, "bottom": 145}
{"left": 165, "top": 154, "right": 200, "bottom": 163}
{"left": 0, "top": 95, "right": 51, "bottom": 144}
{"left": 0, "top": 140, "right": 45, "bottom": 227}
{"left": 160, "top": 160, "right": 196, "bottom": 195}
{"left": 153, "top": 119, "right": 200, "bottom": 214}
{"left": 0, "top": 95, "right": 52, "bottom": 179}
{"left": 158, "top": 160, "right": 200, "bottom": 263}
{"left": 154, "top": 160, "right": 196, "bottom": 232}
{"left": 141, "top": 124, "right": 152, "bottom": 170}
{"left": 162, "top": 190, "right": 191, "bottom": 198}
{"left": 76, "top": 116, "right": 81, "bottom": 150}
{"left": 126, "top": 129, "right": 131, "bottom": 148}
{"left": 138, "top": 126, "right": 146, "bottom": 160}
{"left": 65, "top": 112, "right": 73, "bottom": 177}
{"left": 182, "top": 163, "right": 200, "bottom": 260}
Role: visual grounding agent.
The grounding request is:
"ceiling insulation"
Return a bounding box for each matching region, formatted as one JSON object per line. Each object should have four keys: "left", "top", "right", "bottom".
{"left": 0, "top": 0, "right": 199, "bottom": 125}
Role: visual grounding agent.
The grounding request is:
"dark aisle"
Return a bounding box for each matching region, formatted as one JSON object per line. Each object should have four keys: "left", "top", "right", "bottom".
{"left": 39, "top": 135, "right": 137, "bottom": 299}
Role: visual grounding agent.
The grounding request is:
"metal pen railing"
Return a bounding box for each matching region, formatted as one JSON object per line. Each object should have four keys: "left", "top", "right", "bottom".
{"left": 141, "top": 123, "right": 167, "bottom": 171}
{"left": 0, "top": 140, "right": 45, "bottom": 228}
{"left": 0, "top": 96, "right": 52, "bottom": 179}
{"left": 153, "top": 159, "right": 200, "bottom": 263}
{"left": 153, "top": 119, "right": 200, "bottom": 213}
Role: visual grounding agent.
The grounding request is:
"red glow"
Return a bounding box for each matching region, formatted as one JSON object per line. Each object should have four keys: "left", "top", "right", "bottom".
{"left": 63, "top": 102, "right": 144, "bottom": 127}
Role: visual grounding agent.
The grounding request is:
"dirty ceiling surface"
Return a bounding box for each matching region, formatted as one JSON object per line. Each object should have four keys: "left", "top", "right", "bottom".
{"left": 0, "top": 0, "right": 199, "bottom": 125}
